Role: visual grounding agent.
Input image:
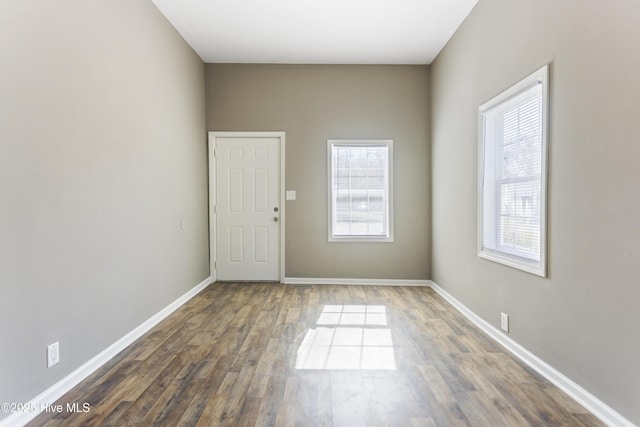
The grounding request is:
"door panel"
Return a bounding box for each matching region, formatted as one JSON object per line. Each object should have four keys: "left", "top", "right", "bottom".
{"left": 215, "top": 136, "right": 281, "bottom": 280}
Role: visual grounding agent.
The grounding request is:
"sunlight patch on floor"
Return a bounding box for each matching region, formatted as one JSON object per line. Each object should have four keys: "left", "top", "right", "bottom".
{"left": 296, "top": 305, "right": 397, "bottom": 370}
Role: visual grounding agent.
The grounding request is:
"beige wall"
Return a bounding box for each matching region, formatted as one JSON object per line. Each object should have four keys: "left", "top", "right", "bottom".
{"left": 206, "top": 64, "right": 431, "bottom": 280}
{"left": 431, "top": 0, "right": 640, "bottom": 423}
{"left": 0, "top": 0, "right": 209, "bottom": 416}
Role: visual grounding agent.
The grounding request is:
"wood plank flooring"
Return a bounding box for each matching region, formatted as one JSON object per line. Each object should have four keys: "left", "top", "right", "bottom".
{"left": 27, "top": 283, "right": 604, "bottom": 426}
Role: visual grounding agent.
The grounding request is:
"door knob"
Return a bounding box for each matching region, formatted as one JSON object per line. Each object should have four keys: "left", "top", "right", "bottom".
{"left": 273, "top": 207, "right": 279, "bottom": 212}
{"left": 274, "top": 217, "right": 279, "bottom": 222}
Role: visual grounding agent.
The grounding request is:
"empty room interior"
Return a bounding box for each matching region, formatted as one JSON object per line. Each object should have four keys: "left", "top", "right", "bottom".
{"left": 1, "top": 0, "right": 639, "bottom": 426}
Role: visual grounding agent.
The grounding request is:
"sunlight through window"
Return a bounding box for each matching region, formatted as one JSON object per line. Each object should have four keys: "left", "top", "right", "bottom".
{"left": 295, "top": 305, "right": 397, "bottom": 370}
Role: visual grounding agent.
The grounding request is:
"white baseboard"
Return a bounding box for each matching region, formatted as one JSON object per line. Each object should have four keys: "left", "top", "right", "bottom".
{"left": 284, "top": 277, "right": 431, "bottom": 287}
{"left": 0, "top": 276, "right": 212, "bottom": 427}
{"left": 429, "top": 281, "right": 635, "bottom": 427}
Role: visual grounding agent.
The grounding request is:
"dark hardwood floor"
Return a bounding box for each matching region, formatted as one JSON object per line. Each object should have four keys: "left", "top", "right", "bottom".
{"left": 27, "top": 283, "right": 604, "bottom": 426}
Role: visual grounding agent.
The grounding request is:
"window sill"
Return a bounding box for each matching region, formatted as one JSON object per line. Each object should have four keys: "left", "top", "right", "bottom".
{"left": 329, "top": 236, "right": 394, "bottom": 243}
{"left": 478, "top": 250, "right": 546, "bottom": 277}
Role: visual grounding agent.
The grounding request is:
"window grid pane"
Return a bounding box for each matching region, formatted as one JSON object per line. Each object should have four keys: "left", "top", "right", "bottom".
{"left": 330, "top": 142, "right": 391, "bottom": 240}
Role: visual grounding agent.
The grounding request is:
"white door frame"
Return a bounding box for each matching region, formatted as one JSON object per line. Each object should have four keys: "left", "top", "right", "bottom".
{"left": 208, "top": 131, "right": 286, "bottom": 282}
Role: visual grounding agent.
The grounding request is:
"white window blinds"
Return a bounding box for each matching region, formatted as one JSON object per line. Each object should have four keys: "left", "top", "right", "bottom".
{"left": 479, "top": 65, "right": 548, "bottom": 276}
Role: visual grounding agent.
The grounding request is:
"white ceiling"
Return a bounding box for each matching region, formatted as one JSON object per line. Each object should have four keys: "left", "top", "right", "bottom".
{"left": 151, "top": 0, "right": 478, "bottom": 64}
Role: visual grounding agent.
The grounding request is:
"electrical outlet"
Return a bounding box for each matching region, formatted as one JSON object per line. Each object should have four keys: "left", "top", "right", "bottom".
{"left": 47, "top": 342, "right": 60, "bottom": 368}
{"left": 501, "top": 312, "right": 509, "bottom": 332}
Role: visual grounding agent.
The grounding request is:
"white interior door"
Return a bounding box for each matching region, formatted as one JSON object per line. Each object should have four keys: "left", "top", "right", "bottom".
{"left": 212, "top": 134, "right": 283, "bottom": 281}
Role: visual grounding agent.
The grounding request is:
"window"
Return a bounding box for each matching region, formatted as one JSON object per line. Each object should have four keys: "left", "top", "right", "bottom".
{"left": 328, "top": 140, "right": 393, "bottom": 242}
{"left": 478, "top": 65, "right": 549, "bottom": 276}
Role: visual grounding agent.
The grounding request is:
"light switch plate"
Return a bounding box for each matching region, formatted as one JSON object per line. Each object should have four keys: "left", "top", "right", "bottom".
{"left": 286, "top": 190, "right": 296, "bottom": 201}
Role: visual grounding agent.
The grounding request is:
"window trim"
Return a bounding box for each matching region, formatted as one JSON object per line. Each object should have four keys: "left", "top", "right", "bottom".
{"left": 477, "top": 65, "right": 549, "bottom": 277}
{"left": 327, "top": 139, "right": 394, "bottom": 243}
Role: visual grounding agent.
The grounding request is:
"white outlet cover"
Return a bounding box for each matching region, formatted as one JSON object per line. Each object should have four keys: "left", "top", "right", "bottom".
{"left": 285, "top": 190, "right": 296, "bottom": 200}
{"left": 501, "top": 313, "right": 509, "bottom": 332}
{"left": 47, "top": 342, "right": 60, "bottom": 368}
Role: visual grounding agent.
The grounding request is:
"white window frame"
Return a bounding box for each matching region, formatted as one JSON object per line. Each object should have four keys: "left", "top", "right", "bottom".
{"left": 328, "top": 139, "right": 394, "bottom": 243}
{"left": 478, "top": 65, "right": 549, "bottom": 277}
